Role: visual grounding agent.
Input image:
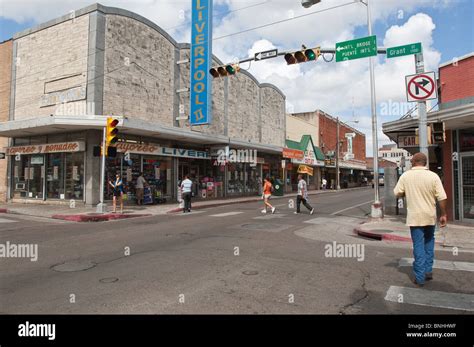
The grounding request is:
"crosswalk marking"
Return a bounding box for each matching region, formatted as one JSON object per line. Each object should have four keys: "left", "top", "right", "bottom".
{"left": 384, "top": 285, "right": 474, "bottom": 312}
{"left": 175, "top": 211, "right": 207, "bottom": 216}
{"left": 209, "top": 212, "right": 244, "bottom": 217}
{"left": 253, "top": 214, "right": 287, "bottom": 219}
{"left": 0, "top": 217, "right": 17, "bottom": 223}
{"left": 399, "top": 258, "right": 474, "bottom": 272}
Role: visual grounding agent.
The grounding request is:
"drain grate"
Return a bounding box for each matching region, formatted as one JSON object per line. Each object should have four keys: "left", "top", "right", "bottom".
{"left": 242, "top": 270, "right": 259, "bottom": 276}
{"left": 52, "top": 260, "right": 96, "bottom": 272}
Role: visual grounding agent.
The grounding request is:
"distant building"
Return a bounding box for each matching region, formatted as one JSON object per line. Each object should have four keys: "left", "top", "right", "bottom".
{"left": 378, "top": 143, "right": 413, "bottom": 170}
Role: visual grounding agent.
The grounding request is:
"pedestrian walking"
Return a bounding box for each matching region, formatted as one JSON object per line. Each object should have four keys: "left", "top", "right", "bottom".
{"left": 322, "top": 177, "right": 327, "bottom": 190}
{"left": 394, "top": 152, "right": 448, "bottom": 287}
{"left": 295, "top": 174, "right": 314, "bottom": 215}
{"left": 109, "top": 173, "right": 124, "bottom": 213}
{"left": 262, "top": 176, "right": 275, "bottom": 214}
{"left": 135, "top": 172, "right": 148, "bottom": 206}
{"left": 180, "top": 175, "right": 193, "bottom": 213}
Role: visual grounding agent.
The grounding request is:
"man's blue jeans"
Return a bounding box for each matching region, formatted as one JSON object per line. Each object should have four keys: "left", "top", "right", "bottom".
{"left": 410, "top": 225, "right": 435, "bottom": 284}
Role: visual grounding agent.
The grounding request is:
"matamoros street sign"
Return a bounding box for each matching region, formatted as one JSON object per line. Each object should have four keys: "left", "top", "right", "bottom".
{"left": 336, "top": 35, "right": 377, "bottom": 62}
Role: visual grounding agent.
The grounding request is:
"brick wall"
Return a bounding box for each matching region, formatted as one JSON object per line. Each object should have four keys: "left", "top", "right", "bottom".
{"left": 318, "top": 111, "right": 366, "bottom": 162}
{"left": 0, "top": 39, "right": 12, "bottom": 202}
{"left": 439, "top": 56, "right": 474, "bottom": 103}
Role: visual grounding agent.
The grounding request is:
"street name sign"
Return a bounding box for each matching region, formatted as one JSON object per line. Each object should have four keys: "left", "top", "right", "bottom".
{"left": 387, "top": 42, "right": 422, "bottom": 59}
{"left": 255, "top": 49, "right": 278, "bottom": 61}
{"left": 335, "top": 35, "right": 377, "bottom": 62}
{"left": 405, "top": 71, "right": 437, "bottom": 102}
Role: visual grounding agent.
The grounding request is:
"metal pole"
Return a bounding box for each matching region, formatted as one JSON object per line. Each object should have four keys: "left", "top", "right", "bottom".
{"left": 96, "top": 126, "right": 106, "bottom": 213}
{"left": 366, "top": 0, "right": 382, "bottom": 218}
{"left": 415, "top": 52, "right": 429, "bottom": 163}
{"left": 336, "top": 117, "right": 340, "bottom": 190}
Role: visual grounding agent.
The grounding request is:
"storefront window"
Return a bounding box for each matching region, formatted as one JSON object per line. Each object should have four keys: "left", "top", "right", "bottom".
{"left": 47, "top": 153, "right": 64, "bottom": 199}
{"left": 11, "top": 155, "right": 44, "bottom": 199}
{"left": 227, "top": 162, "right": 245, "bottom": 196}
{"left": 65, "top": 152, "right": 84, "bottom": 200}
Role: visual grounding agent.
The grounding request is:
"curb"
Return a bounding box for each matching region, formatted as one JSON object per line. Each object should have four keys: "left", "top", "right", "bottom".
{"left": 51, "top": 213, "right": 152, "bottom": 222}
{"left": 0, "top": 208, "right": 7, "bottom": 213}
{"left": 354, "top": 225, "right": 443, "bottom": 245}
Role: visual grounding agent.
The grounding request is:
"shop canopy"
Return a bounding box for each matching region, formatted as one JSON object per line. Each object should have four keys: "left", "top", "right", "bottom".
{"left": 0, "top": 114, "right": 283, "bottom": 155}
{"left": 285, "top": 135, "right": 325, "bottom": 164}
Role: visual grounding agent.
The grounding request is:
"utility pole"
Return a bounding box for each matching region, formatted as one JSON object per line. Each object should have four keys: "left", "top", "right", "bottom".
{"left": 336, "top": 117, "right": 340, "bottom": 190}
{"left": 415, "top": 52, "right": 429, "bottom": 163}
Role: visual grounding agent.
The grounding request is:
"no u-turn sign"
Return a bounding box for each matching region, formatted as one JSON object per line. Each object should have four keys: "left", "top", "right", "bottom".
{"left": 405, "top": 71, "right": 437, "bottom": 102}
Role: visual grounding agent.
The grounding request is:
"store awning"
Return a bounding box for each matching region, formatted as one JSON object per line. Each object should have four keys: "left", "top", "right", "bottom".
{"left": 0, "top": 115, "right": 284, "bottom": 154}
{"left": 285, "top": 135, "right": 325, "bottom": 167}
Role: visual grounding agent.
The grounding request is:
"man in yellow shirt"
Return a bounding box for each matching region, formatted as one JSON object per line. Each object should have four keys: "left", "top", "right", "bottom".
{"left": 394, "top": 152, "right": 448, "bottom": 287}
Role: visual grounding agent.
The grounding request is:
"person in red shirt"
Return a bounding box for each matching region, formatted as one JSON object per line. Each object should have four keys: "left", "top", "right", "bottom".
{"left": 262, "top": 176, "right": 276, "bottom": 214}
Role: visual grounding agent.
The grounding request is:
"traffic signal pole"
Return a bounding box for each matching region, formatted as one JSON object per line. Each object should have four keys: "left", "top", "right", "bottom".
{"left": 97, "top": 126, "right": 107, "bottom": 214}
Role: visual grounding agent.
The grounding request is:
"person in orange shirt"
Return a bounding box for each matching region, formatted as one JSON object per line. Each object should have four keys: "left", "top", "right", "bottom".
{"left": 262, "top": 176, "right": 276, "bottom": 214}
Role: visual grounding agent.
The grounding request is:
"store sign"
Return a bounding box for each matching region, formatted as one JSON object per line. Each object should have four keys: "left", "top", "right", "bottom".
{"left": 40, "top": 86, "right": 86, "bottom": 107}
{"left": 116, "top": 143, "right": 209, "bottom": 160}
{"left": 282, "top": 148, "right": 304, "bottom": 160}
{"left": 291, "top": 142, "right": 324, "bottom": 167}
{"left": 190, "top": 0, "right": 213, "bottom": 125}
{"left": 5, "top": 141, "right": 85, "bottom": 155}
{"left": 297, "top": 165, "right": 314, "bottom": 176}
{"left": 398, "top": 135, "right": 419, "bottom": 148}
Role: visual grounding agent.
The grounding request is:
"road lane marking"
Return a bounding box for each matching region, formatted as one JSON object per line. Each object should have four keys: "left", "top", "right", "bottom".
{"left": 399, "top": 258, "right": 474, "bottom": 272}
{"left": 210, "top": 212, "right": 244, "bottom": 217}
{"left": 331, "top": 200, "right": 373, "bottom": 215}
{"left": 0, "top": 218, "right": 17, "bottom": 223}
{"left": 175, "top": 211, "right": 207, "bottom": 216}
{"left": 384, "top": 285, "right": 474, "bottom": 312}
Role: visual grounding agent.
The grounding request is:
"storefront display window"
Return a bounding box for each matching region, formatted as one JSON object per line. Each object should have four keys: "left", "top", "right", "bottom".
{"left": 47, "top": 153, "right": 64, "bottom": 199}
{"left": 12, "top": 155, "right": 44, "bottom": 199}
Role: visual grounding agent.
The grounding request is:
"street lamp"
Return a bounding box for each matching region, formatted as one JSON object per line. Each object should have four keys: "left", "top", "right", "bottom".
{"left": 302, "top": 0, "right": 382, "bottom": 217}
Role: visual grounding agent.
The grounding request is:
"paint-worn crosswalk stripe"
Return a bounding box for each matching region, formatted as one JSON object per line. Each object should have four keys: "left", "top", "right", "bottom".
{"left": 399, "top": 258, "right": 474, "bottom": 272}
{"left": 384, "top": 285, "right": 474, "bottom": 312}
{"left": 0, "top": 218, "right": 17, "bottom": 223}
{"left": 209, "top": 212, "right": 244, "bottom": 217}
{"left": 176, "top": 211, "right": 207, "bottom": 216}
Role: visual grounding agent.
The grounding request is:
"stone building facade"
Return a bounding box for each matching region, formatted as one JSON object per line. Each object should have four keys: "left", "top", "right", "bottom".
{"left": 0, "top": 4, "right": 286, "bottom": 205}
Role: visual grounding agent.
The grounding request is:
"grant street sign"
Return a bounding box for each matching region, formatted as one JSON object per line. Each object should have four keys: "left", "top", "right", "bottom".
{"left": 387, "top": 43, "right": 422, "bottom": 59}
{"left": 336, "top": 35, "right": 377, "bottom": 62}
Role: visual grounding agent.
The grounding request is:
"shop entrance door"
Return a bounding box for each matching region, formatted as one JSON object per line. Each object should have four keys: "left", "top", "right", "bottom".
{"left": 460, "top": 153, "right": 474, "bottom": 222}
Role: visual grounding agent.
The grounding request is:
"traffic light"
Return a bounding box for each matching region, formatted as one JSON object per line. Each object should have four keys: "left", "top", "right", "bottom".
{"left": 430, "top": 122, "right": 446, "bottom": 144}
{"left": 209, "top": 64, "right": 240, "bottom": 78}
{"left": 284, "top": 46, "right": 320, "bottom": 65}
{"left": 105, "top": 117, "right": 119, "bottom": 156}
{"left": 415, "top": 126, "right": 433, "bottom": 145}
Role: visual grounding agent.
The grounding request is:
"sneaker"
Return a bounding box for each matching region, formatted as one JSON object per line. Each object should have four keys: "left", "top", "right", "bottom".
{"left": 294, "top": 211, "right": 299, "bottom": 214}
{"left": 412, "top": 278, "right": 424, "bottom": 287}
{"left": 425, "top": 272, "right": 433, "bottom": 281}
{"left": 271, "top": 207, "right": 276, "bottom": 214}
{"left": 310, "top": 208, "right": 315, "bottom": 215}
{"left": 261, "top": 209, "right": 267, "bottom": 214}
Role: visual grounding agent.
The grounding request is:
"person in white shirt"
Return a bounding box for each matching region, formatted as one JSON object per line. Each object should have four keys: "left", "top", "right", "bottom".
{"left": 322, "top": 177, "right": 327, "bottom": 190}
{"left": 295, "top": 174, "right": 314, "bottom": 215}
{"left": 135, "top": 172, "right": 148, "bottom": 206}
{"left": 180, "top": 175, "right": 193, "bottom": 213}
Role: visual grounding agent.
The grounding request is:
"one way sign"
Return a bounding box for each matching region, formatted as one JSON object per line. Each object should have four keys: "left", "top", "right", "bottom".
{"left": 405, "top": 71, "right": 437, "bottom": 102}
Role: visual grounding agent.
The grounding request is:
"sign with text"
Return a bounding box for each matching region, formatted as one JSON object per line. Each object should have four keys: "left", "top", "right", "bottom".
{"left": 398, "top": 135, "right": 419, "bottom": 148}
{"left": 386, "top": 42, "right": 422, "bottom": 59}
{"left": 116, "top": 142, "right": 209, "bottom": 160}
{"left": 190, "top": 0, "right": 213, "bottom": 125}
{"left": 297, "top": 165, "right": 314, "bottom": 176}
{"left": 336, "top": 35, "right": 377, "bottom": 62}
{"left": 5, "top": 141, "right": 85, "bottom": 155}
{"left": 282, "top": 148, "right": 304, "bottom": 160}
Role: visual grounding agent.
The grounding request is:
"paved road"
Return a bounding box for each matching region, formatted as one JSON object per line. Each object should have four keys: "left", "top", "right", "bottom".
{"left": 1, "top": 187, "right": 473, "bottom": 314}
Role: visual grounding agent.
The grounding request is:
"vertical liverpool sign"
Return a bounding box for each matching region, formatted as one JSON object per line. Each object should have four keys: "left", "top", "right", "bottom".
{"left": 190, "top": 0, "right": 213, "bottom": 125}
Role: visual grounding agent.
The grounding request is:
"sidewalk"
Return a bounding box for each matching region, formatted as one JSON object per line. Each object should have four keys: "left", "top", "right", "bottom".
{"left": 0, "top": 186, "right": 370, "bottom": 222}
{"left": 355, "top": 216, "right": 474, "bottom": 251}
